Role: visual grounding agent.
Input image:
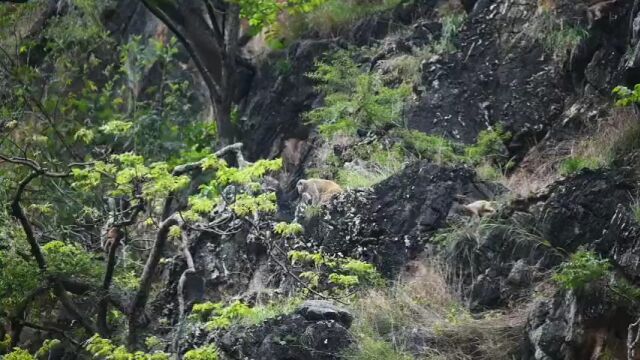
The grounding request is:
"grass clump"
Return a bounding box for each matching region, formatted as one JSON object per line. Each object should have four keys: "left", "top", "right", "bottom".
{"left": 558, "top": 156, "right": 601, "bottom": 176}
{"left": 553, "top": 250, "right": 611, "bottom": 291}
{"left": 394, "top": 129, "right": 461, "bottom": 165}
{"left": 285, "top": 0, "right": 404, "bottom": 38}
{"left": 530, "top": 11, "right": 588, "bottom": 63}
{"left": 345, "top": 262, "right": 524, "bottom": 359}
{"left": 337, "top": 143, "right": 406, "bottom": 188}
{"left": 432, "top": 12, "right": 467, "bottom": 54}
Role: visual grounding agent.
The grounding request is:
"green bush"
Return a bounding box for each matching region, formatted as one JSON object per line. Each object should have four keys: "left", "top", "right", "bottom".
{"left": 184, "top": 344, "right": 220, "bottom": 360}
{"left": 465, "top": 126, "right": 511, "bottom": 163}
{"left": 305, "top": 51, "right": 411, "bottom": 138}
{"left": 394, "top": 129, "right": 461, "bottom": 164}
{"left": 553, "top": 250, "right": 611, "bottom": 290}
{"left": 559, "top": 156, "right": 601, "bottom": 176}
{"left": 613, "top": 84, "right": 640, "bottom": 106}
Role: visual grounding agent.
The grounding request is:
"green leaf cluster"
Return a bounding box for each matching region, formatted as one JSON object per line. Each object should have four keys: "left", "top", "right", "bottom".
{"left": 305, "top": 51, "right": 411, "bottom": 138}
{"left": 191, "top": 301, "right": 253, "bottom": 330}
{"left": 289, "top": 251, "right": 383, "bottom": 293}
{"left": 274, "top": 222, "right": 304, "bottom": 236}
{"left": 183, "top": 345, "right": 220, "bottom": 360}
{"left": 553, "top": 250, "right": 611, "bottom": 290}
{"left": 613, "top": 85, "right": 640, "bottom": 107}
{"left": 85, "top": 335, "right": 170, "bottom": 360}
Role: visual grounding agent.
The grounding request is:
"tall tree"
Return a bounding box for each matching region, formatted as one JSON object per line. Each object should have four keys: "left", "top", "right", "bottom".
{"left": 139, "top": 0, "right": 323, "bottom": 143}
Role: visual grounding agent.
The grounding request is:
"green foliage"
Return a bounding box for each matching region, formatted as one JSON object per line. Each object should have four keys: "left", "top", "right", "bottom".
{"left": 326, "top": 141, "right": 406, "bottom": 188}
{"left": 183, "top": 345, "right": 220, "bottom": 360}
{"left": 288, "top": 251, "right": 383, "bottom": 294}
{"left": 144, "top": 336, "right": 164, "bottom": 352}
{"left": 3, "top": 348, "right": 35, "bottom": 360}
{"left": 432, "top": 12, "right": 467, "bottom": 54}
{"left": 231, "top": 0, "right": 325, "bottom": 32}
{"left": 0, "top": 240, "right": 102, "bottom": 313}
{"left": 230, "top": 192, "right": 277, "bottom": 216}
{"left": 241, "top": 297, "right": 304, "bottom": 326}
{"left": 465, "top": 126, "right": 511, "bottom": 163}
{"left": 191, "top": 301, "right": 253, "bottom": 330}
{"left": 559, "top": 156, "right": 601, "bottom": 176}
{"left": 274, "top": 222, "right": 304, "bottom": 236}
{"left": 85, "top": 335, "right": 170, "bottom": 360}
{"left": 42, "top": 241, "right": 102, "bottom": 279}
{"left": 305, "top": 51, "right": 411, "bottom": 138}
{"left": 613, "top": 84, "right": 640, "bottom": 107}
{"left": 553, "top": 250, "right": 611, "bottom": 290}
{"left": 395, "top": 129, "right": 461, "bottom": 164}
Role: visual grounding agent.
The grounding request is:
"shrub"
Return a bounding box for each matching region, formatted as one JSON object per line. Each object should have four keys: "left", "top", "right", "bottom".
{"left": 345, "top": 262, "right": 524, "bottom": 359}
{"left": 184, "top": 345, "right": 220, "bottom": 360}
{"left": 465, "top": 125, "right": 511, "bottom": 163}
{"left": 613, "top": 84, "right": 640, "bottom": 106}
{"left": 288, "top": 250, "right": 384, "bottom": 294}
{"left": 191, "top": 301, "right": 254, "bottom": 330}
{"left": 559, "top": 156, "right": 601, "bottom": 176}
{"left": 553, "top": 250, "right": 611, "bottom": 290}
{"left": 305, "top": 51, "right": 411, "bottom": 138}
{"left": 335, "top": 142, "right": 406, "bottom": 188}
{"left": 394, "top": 129, "right": 461, "bottom": 164}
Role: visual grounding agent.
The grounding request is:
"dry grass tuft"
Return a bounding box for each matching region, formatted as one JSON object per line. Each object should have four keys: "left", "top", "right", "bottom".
{"left": 507, "top": 107, "right": 640, "bottom": 196}
{"left": 345, "top": 261, "right": 526, "bottom": 360}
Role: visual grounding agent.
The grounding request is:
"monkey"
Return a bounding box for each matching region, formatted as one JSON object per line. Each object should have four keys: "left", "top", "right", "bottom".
{"left": 296, "top": 179, "right": 343, "bottom": 206}
{"left": 101, "top": 226, "right": 124, "bottom": 253}
{"left": 99, "top": 196, "right": 133, "bottom": 252}
{"left": 462, "top": 200, "right": 497, "bottom": 218}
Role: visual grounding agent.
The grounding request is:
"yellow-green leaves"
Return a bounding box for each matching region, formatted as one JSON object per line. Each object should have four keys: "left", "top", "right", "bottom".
{"left": 274, "top": 222, "right": 304, "bottom": 236}
{"left": 188, "top": 195, "right": 219, "bottom": 215}
{"left": 99, "top": 120, "right": 133, "bottom": 135}
{"left": 230, "top": 192, "right": 277, "bottom": 216}
{"left": 168, "top": 225, "right": 182, "bottom": 240}
{"left": 200, "top": 154, "right": 226, "bottom": 171}
{"left": 613, "top": 84, "right": 640, "bottom": 107}
{"left": 85, "top": 335, "right": 170, "bottom": 360}
{"left": 191, "top": 300, "right": 253, "bottom": 330}
{"left": 74, "top": 127, "right": 95, "bottom": 143}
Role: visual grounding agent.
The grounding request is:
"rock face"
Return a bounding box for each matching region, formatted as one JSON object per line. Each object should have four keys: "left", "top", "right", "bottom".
{"left": 187, "top": 302, "right": 353, "bottom": 360}
{"left": 302, "top": 161, "right": 504, "bottom": 277}
{"left": 525, "top": 286, "right": 633, "bottom": 360}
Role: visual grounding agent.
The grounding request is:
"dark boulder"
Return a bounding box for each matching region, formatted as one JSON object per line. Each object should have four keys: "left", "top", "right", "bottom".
{"left": 202, "top": 302, "right": 353, "bottom": 360}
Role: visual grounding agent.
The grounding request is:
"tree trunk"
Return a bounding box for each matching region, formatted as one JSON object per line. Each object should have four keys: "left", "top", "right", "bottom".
{"left": 139, "top": 0, "right": 252, "bottom": 144}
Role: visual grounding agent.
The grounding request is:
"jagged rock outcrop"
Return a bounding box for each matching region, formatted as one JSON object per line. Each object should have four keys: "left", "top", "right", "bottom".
{"left": 185, "top": 301, "right": 353, "bottom": 360}
{"left": 301, "top": 161, "right": 504, "bottom": 277}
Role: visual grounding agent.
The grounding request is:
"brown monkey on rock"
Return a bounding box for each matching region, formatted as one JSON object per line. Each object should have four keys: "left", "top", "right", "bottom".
{"left": 296, "top": 179, "right": 343, "bottom": 206}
